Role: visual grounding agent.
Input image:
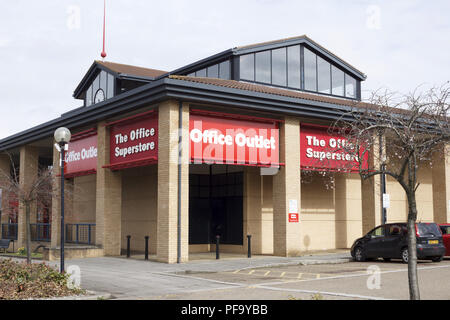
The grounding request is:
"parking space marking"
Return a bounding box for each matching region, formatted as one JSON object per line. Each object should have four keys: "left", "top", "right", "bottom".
{"left": 264, "top": 271, "right": 271, "bottom": 276}
{"left": 280, "top": 272, "right": 286, "bottom": 277}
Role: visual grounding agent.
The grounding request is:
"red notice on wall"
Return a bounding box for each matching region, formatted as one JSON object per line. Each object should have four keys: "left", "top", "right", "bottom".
{"left": 65, "top": 133, "right": 98, "bottom": 177}
{"left": 300, "top": 124, "right": 368, "bottom": 172}
{"left": 288, "top": 213, "right": 299, "bottom": 223}
{"left": 189, "top": 113, "right": 280, "bottom": 167}
{"left": 109, "top": 113, "right": 158, "bottom": 169}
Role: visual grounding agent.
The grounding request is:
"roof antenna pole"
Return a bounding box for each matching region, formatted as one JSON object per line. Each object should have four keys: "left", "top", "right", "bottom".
{"left": 101, "top": 0, "right": 107, "bottom": 60}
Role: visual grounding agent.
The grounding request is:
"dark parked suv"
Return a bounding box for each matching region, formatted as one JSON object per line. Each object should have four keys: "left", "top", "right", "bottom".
{"left": 351, "top": 223, "right": 445, "bottom": 263}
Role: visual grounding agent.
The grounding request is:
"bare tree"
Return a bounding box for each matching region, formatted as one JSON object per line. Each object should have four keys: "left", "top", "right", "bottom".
{"left": 332, "top": 83, "right": 450, "bottom": 300}
{"left": 0, "top": 153, "right": 55, "bottom": 264}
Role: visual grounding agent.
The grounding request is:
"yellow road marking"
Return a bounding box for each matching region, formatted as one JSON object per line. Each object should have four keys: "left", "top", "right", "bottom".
{"left": 232, "top": 269, "right": 241, "bottom": 274}
{"left": 264, "top": 271, "right": 271, "bottom": 276}
{"left": 280, "top": 272, "right": 286, "bottom": 277}
{"left": 316, "top": 274, "right": 321, "bottom": 279}
{"left": 297, "top": 273, "right": 303, "bottom": 279}
{"left": 248, "top": 270, "right": 255, "bottom": 275}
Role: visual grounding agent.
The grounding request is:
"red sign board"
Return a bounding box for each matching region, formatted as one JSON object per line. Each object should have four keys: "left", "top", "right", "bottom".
{"left": 189, "top": 113, "right": 280, "bottom": 167}
{"left": 300, "top": 124, "right": 368, "bottom": 172}
{"left": 65, "top": 133, "right": 98, "bottom": 177}
{"left": 288, "top": 213, "right": 299, "bottom": 223}
{"left": 109, "top": 113, "right": 158, "bottom": 169}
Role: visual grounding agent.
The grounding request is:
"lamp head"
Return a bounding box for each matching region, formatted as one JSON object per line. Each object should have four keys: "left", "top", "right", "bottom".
{"left": 54, "top": 127, "right": 71, "bottom": 145}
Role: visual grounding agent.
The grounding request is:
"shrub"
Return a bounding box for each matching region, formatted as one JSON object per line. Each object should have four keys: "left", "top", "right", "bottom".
{"left": 0, "top": 259, "right": 85, "bottom": 300}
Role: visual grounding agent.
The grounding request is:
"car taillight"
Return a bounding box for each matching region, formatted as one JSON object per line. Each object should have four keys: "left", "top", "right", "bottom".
{"left": 415, "top": 224, "right": 420, "bottom": 237}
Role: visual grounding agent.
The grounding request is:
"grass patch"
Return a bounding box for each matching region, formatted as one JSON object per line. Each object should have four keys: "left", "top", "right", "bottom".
{"left": 0, "top": 259, "right": 85, "bottom": 300}
{"left": 0, "top": 252, "right": 43, "bottom": 259}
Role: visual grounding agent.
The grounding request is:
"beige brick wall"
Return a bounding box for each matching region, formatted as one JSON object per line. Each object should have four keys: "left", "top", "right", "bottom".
{"left": 121, "top": 165, "right": 157, "bottom": 253}
{"left": 0, "top": 154, "right": 11, "bottom": 225}
{"left": 18, "top": 146, "right": 39, "bottom": 248}
{"left": 95, "top": 121, "right": 122, "bottom": 256}
{"left": 273, "top": 117, "right": 301, "bottom": 257}
{"left": 156, "top": 100, "right": 189, "bottom": 263}
{"left": 72, "top": 175, "right": 96, "bottom": 224}
{"left": 432, "top": 144, "right": 450, "bottom": 223}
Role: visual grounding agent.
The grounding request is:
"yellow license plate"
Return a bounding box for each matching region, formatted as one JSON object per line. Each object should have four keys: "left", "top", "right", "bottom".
{"left": 428, "top": 240, "right": 439, "bottom": 244}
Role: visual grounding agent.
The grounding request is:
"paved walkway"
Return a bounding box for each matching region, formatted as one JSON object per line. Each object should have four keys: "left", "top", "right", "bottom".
{"left": 52, "top": 251, "right": 351, "bottom": 299}
{"left": 1, "top": 251, "right": 352, "bottom": 299}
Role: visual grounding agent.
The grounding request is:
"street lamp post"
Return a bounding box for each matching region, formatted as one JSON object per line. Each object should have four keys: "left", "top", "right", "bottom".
{"left": 54, "top": 127, "right": 71, "bottom": 273}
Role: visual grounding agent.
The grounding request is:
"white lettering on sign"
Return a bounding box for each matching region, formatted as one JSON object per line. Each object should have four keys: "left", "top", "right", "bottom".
{"left": 65, "top": 146, "right": 98, "bottom": 163}
{"left": 304, "top": 135, "right": 358, "bottom": 162}
{"left": 113, "top": 127, "right": 156, "bottom": 159}
{"left": 190, "top": 128, "right": 276, "bottom": 150}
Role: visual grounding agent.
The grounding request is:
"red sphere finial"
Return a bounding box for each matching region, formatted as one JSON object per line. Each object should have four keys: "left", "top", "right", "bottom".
{"left": 101, "top": 51, "right": 107, "bottom": 58}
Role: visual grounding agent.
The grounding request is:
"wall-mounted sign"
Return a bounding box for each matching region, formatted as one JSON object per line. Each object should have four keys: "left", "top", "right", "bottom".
{"left": 383, "top": 193, "right": 390, "bottom": 209}
{"left": 289, "top": 213, "right": 299, "bottom": 223}
{"left": 300, "top": 124, "right": 368, "bottom": 172}
{"left": 65, "top": 132, "right": 98, "bottom": 177}
{"left": 109, "top": 112, "right": 158, "bottom": 169}
{"left": 190, "top": 112, "right": 280, "bottom": 167}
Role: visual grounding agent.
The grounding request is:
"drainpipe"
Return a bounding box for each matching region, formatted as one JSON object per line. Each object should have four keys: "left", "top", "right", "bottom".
{"left": 177, "top": 101, "right": 182, "bottom": 263}
{"left": 379, "top": 133, "right": 387, "bottom": 225}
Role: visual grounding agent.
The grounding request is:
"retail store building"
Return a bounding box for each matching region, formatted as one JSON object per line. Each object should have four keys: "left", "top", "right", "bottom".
{"left": 0, "top": 36, "right": 449, "bottom": 263}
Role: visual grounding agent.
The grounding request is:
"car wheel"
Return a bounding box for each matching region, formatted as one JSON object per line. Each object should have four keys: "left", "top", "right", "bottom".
{"left": 354, "top": 246, "right": 366, "bottom": 262}
{"left": 401, "top": 248, "right": 408, "bottom": 264}
{"left": 431, "top": 256, "right": 443, "bottom": 263}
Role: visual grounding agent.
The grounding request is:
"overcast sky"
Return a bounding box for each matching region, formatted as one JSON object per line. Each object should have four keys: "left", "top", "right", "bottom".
{"left": 0, "top": 0, "right": 449, "bottom": 139}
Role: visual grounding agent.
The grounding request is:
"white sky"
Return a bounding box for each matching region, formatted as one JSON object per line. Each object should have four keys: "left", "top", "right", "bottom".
{"left": 0, "top": 0, "right": 449, "bottom": 139}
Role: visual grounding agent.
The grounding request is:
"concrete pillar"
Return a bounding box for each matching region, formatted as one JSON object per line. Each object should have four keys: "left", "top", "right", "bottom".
{"left": 95, "top": 121, "right": 122, "bottom": 255}
{"left": 361, "top": 135, "right": 383, "bottom": 234}
{"left": 335, "top": 172, "right": 363, "bottom": 248}
{"left": 0, "top": 154, "right": 11, "bottom": 226}
{"left": 18, "top": 146, "right": 39, "bottom": 248}
{"left": 156, "top": 100, "right": 189, "bottom": 263}
{"left": 432, "top": 143, "right": 450, "bottom": 223}
{"left": 273, "top": 117, "right": 301, "bottom": 257}
{"left": 243, "top": 167, "right": 262, "bottom": 254}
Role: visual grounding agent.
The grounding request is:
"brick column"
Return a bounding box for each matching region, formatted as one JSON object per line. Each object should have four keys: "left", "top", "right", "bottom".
{"left": 243, "top": 167, "right": 262, "bottom": 254}
{"left": 157, "top": 100, "right": 189, "bottom": 263}
{"left": 335, "top": 172, "right": 363, "bottom": 248}
{"left": 361, "top": 135, "right": 383, "bottom": 234}
{"left": 51, "top": 147, "right": 61, "bottom": 247}
{"left": 432, "top": 143, "right": 450, "bottom": 223}
{"left": 96, "top": 121, "right": 122, "bottom": 255}
{"left": 273, "top": 117, "right": 301, "bottom": 257}
{"left": 18, "top": 146, "right": 39, "bottom": 248}
{"left": 0, "top": 154, "right": 11, "bottom": 226}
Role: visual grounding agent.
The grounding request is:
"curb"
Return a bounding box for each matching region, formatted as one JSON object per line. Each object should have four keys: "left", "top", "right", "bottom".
{"left": 32, "top": 291, "right": 114, "bottom": 300}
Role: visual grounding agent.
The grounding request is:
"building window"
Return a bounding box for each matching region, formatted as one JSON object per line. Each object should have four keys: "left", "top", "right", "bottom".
{"left": 255, "top": 51, "right": 271, "bottom": 84}
{"left": 317, "top": 56, "right": 331, "bottom": 94}
{"left": 107, "top": 73, "right": 114, "bottom": 98}
{"left": 219, "top": 60, "right": 230, "bottom": 80}
{"left": 196, "top": 68, "right": 206, "bottom": 77}
{"left": 86, "top": 85, "right": 93, "bottom": 106}
{"left": 331, "top": 66, "right": 344, "bottom": 96}
{"left": 287, "top": 45, "right": 301, "bottom": 89}
{"left": 272, "top": 47, "right": 286, "bottom": 86}
{"left": 207, "top": 64, "right": 219, "bottom": 78}
{"left": 304, "top": 47, "right": 317, "bottom": 91}
{"left": 240, "top": 54, "right": 254, "bottom": 81}
{"left": 345, "top": 74, "right": 357, "bottom": 98}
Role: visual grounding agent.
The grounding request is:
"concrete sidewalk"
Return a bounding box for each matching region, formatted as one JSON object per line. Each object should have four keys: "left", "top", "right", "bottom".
{"left": 2, "top": 250, "right": 352, "bottom": 299}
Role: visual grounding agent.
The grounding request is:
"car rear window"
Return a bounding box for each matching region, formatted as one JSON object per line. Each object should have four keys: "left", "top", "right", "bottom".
{"left": 417, "top": 223, "right": 442, "bottom": 237}
{"left": 440, "top": 226, "right": 450, "bottom": 235}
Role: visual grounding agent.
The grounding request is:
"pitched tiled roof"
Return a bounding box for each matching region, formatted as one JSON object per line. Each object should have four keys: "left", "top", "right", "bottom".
{"left": 96, "top": 61, "right": 168, "bottom": 79}
{"left": 169, "top": 75, "right": 371, "bottom": 109}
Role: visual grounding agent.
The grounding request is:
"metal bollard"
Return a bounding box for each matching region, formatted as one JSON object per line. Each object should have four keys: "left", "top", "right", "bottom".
{"left": 216, "top": 235, "right": 220, "bottom": 260}
{"left": 144, "top": 236, "right": 149, "bottom": 260}
{"left": 247, "top": 234, "right": 252, "bottom": 258}
{"left": 126, "top": 235, "right": 131, "bottom": 258}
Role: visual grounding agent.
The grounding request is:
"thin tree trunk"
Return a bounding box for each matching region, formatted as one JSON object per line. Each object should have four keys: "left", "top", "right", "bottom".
{"left": 25, "top": 203, "right": 31, "bottom": 264}
{"left": 407, "top": 155, "right": 420, "bottom": 300}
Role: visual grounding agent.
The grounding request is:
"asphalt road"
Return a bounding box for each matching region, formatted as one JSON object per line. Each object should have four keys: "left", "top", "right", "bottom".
{"left": 149, "top": 259, "right": 450, "bottom": 300}
{"left": 7, "top": 253, "right": 445, "bottom": 300}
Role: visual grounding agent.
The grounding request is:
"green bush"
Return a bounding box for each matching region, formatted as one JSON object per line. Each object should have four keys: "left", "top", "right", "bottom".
{"left": 0, "top": 259, "right": 85, "bottom": 300}
{"left": 17, "top": 247, "right": 26, "bottom": 256}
